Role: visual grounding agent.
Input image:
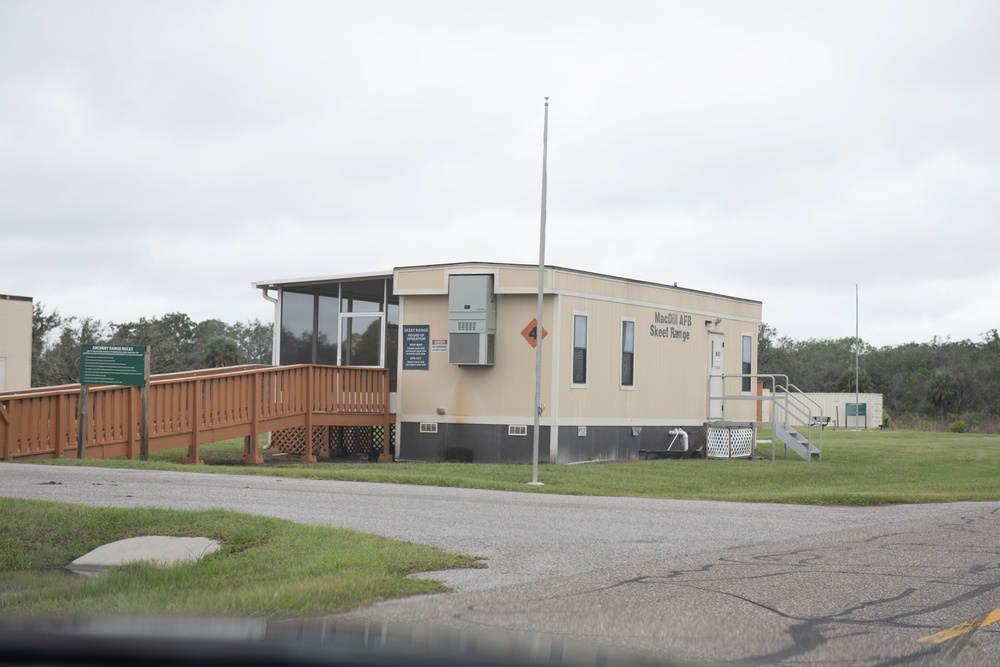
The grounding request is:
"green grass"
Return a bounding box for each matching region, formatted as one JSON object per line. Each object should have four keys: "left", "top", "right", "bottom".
{"left": 30, "top": 428, "right": 1000, "bottom": 505}
{"left": 0, "top": 498, "right": 481, "bottom": 618}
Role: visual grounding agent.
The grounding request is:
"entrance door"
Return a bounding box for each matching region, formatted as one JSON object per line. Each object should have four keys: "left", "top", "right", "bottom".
{"left": 339, "top": 314, "right": 383, "bottom": 367}
{"left": 708, "top": 332, "right": 724, "bottom": 420}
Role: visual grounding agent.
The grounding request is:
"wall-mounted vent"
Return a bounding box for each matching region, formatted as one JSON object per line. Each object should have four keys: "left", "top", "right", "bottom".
{"left": 448, "top": 275, "right": 497, "bottom": 366}
{"left": 419, "top": 423, "right": 438, "bottom": 434}
{"left": 508, "top": 425, "right": 527, "bottom": 436}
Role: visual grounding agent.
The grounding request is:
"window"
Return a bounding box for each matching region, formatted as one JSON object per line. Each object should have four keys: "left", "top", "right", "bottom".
{"left": 621, "top": 320, "right": 635, "bottom": 387}
{"left": 572, "top": 314, "right": 588, "bottom": 385}
{"left": 340, "top": 315, "right": 382, "bottom": 366}
{"left": 316, "top": 294, "right": 340, "bottom": 365}
{"left": 280, "top": 291, "right": 315, "bottom": 365}
{"left": 742, "top": 334, "right": 753, "bottom": 392}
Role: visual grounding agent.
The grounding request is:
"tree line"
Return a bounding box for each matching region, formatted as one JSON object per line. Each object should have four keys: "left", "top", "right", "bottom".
{"left": 30, "top": 303, "right": 1000, "bottom": 425}
{"left": 31, "top": 303, "right": 273, "bottom": 387}
{"left": 758, "top": 324, "right": 1000, "bottom": 425}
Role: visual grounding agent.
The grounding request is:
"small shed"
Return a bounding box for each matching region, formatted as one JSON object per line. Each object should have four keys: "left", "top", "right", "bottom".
{"left": 758, "top": 391, "right": 884, "bottom": 429}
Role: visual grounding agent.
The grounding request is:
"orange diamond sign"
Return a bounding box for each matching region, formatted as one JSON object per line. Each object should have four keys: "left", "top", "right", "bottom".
{"left": 521, "top": 318, "right": 548, "bottom": 348}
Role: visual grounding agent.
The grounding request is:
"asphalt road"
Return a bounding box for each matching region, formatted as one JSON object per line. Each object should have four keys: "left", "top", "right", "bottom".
{"left": 2, "top": 462, "right": 998, "bottom": 666}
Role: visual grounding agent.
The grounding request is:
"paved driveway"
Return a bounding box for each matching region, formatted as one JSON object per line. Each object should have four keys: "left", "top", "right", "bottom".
{"left": 2, "top": 463, "right": 998, "bottom": 665}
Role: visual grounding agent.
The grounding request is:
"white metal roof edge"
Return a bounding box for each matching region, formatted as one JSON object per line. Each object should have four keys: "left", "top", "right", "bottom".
{"left": 252, "top": 270, "right": 394, "bottom": 289}
{"left": 253, "top": 261, "right": 762, "bottom": 306}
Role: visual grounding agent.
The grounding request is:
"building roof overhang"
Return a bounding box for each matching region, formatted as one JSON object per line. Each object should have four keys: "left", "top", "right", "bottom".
{"left": 253, "top": 261, "right": 762, "bottom": 306}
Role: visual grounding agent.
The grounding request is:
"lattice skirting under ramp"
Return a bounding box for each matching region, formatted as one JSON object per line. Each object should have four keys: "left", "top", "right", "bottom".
{"left": 270, "top": 425, "right": 396, "bottom": 458}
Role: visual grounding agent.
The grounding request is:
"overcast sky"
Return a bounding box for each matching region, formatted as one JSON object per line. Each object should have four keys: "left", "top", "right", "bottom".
{"left": 2, "top": 0, "right": 998, "bottom": 348}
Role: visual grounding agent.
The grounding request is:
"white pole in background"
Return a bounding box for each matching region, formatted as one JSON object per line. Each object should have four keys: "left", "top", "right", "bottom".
{"left": 530, "top": 97, "right": 549, "bottom": 487}
{"left": 855, "top": 283, "right": 860, "bottom": 439}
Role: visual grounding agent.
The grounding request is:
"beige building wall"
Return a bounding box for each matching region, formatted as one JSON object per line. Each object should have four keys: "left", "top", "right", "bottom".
{"left": 395, "top": 263, "right": 762, "bottom": 461}
{"left": 0, "top": 295, "right": 33, "bottom": 391}
{"left": 395, "top": 278, "right": 556, "bottom": 426}
{"left": 549, "top": 272, "right": 761, "bottom": 426}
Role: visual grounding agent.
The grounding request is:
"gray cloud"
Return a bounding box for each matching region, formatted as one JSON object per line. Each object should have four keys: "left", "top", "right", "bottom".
{"left": 2, "top": 0, "right": 999, "bottom": 347}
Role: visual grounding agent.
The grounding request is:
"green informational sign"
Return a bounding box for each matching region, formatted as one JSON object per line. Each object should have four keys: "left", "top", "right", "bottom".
{"left": 846, "top": 402, "right": 867, "bottom": 417}
{"left": 402, "top": 325, "right": 429, "bottom": 370}
{"left": 80, "top": 345, "right": 149, "bottom": 386}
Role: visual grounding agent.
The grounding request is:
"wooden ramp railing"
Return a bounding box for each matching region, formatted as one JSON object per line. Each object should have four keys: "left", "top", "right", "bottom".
{"left": 0, "top": 365, "right": 392, "bottom": 465}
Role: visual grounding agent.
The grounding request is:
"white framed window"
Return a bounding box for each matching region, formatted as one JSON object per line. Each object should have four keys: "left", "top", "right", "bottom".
{"left": 742, "top": 333, "right": 753, "bottom": 392}
{"left": 621, "top": 318, "right": 635, "bottom": 388}
{"left": 572, "top": 313, "right": 588, "bottom": 386}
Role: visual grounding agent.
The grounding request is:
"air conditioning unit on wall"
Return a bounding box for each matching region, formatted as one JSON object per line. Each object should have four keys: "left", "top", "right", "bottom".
{"left": 448, "top": 274, "right": 496, "bottom": 366}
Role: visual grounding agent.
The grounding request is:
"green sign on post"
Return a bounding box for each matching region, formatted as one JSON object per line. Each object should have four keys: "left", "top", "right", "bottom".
{"left": 846, "top": 402, "right": 867, "bottom": 417}
{"left": 80, "top": 345, "right": 149, "bottom": 386}
{"left": 78, "top": 345, "right": 151, "bottom": 462}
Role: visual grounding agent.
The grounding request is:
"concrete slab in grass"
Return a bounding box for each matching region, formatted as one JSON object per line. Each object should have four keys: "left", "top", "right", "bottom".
{"left": 68, "top": 536, "right": 220, "bottom": 576}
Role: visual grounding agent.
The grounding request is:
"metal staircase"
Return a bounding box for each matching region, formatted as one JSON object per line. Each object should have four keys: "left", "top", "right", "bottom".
{"left": 773, "top": 422, "right": 821, "bottom": 461}
{"left": 708, "top": 374, "right": 825, "bottom": 461}
{"left": 768, "top": 379, "right": 824, "bottom": 461}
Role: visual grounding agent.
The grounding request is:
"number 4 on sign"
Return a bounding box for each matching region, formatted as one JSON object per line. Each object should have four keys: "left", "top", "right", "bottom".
{"left": 521, "top": 318, "right": 548, "bottom": 349}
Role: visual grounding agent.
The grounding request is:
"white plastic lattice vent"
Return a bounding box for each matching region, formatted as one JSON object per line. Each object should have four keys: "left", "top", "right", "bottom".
{"left": 457, "top": 321, "right": 477, "bottom": 331}
{"left": 508, "top": 425, "right": 527, "bottom": 436}
{"left": 419, "top": 422, "right": 438, "bottom": 434}
{"left": 706, "top": 425, "right": 754, "bottom": 458}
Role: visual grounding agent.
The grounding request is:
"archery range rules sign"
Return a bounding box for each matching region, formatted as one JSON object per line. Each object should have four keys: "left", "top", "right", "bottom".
{"left": 80, "top": 345, "right": 149, "bottom": 386}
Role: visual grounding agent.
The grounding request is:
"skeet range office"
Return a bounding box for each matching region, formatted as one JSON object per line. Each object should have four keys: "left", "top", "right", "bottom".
{"left": 254, "top": 262, "right": 762, "bottom": 463}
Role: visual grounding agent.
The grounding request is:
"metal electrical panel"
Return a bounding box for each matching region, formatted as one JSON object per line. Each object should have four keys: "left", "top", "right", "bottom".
{"left": 448, "top": 274, "right": 496, "bottom": 365}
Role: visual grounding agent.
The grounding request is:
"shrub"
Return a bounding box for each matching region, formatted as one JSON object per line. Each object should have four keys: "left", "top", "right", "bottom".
{"left": 950, "top": 419, "right": 967, "bottom": 434}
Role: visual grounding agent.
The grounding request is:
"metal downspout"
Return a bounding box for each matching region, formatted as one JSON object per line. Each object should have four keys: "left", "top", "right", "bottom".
{"left": 259, "top": 288, "right": 280, "bottom": 365}
{"left": 258, "top": 288, "right": 280, "bottom": 452}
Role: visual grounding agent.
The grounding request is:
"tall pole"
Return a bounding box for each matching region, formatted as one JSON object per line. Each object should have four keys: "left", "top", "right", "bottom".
{"left": 530, "top": 97, "right": 549, "bottom": 486}
{"left": 855, "top": 283, "right": 860, "bottom": 438}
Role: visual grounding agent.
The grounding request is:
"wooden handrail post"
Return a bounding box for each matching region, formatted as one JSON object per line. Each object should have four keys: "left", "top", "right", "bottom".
{"left": 378, "top": 370, "right": 393, "bottom": 462}
{"left": 77, "top": 385, "right": 89, "bottom": 459}
{"left": 185, "top": 378, "right": 204, "bottom": 464}
{"left": 140, "top": 384, "right": 150, "bottom": 461}
{"left": 52, "top": 394, "right": 62, "bottom": 459}
{"left": 244, "top": 371, "right": 263, "bottom": 465}
{"left": 302, "top": 365, "right": 316, "bottom": 463}
{"left": 0, "top": 402, "right": 10, "bottom": 461}
{"left": 126, "top": 386, "right": 137, "bottom": 460}
{"left": 756, "top": 379, "right": 764, "bottom": 425}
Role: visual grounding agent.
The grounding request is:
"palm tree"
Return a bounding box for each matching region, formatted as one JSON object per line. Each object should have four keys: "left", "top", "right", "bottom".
{"left": 204, "top": 336, "right": 241, "bottom": 368}
{"left": 926, "top": 371, "right": 958, "bottom": 418}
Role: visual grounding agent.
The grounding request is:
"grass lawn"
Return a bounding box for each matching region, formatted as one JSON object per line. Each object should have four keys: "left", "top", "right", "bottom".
{"left": 0, "top": 498, "right": 481, "bottom": 619}
{"left": 28, "top": 428, "right": 1000, "bottom": 505}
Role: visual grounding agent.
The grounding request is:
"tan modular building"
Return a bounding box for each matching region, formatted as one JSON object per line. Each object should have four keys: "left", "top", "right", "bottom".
{"left": 254, "top": 262, "right": 762, "bottom": 463}
{"left": 0, "top": 294, "right": 33, "bottom": 392}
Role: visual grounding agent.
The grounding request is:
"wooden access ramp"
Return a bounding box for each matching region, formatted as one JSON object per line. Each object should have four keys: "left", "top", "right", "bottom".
{"left": 0, "top": 364, "right": 393, "bottom": 464}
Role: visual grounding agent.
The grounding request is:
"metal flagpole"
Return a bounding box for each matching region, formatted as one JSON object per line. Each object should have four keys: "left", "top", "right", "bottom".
{"left": 855, "top": 283, "right": 860, "bottom": 439}
{"left": 530, "top": 97, "right": 549, "bottom": 486}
